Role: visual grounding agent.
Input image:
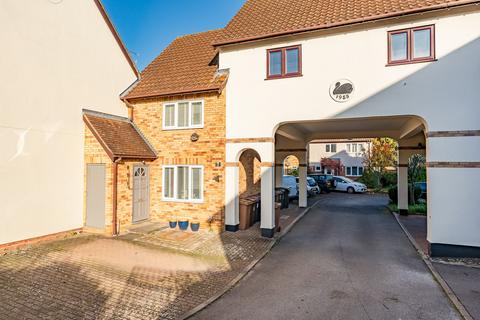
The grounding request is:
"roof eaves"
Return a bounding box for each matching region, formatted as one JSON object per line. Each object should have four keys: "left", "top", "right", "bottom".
{"left": 213, "top": 0, "right": 480, "bottom": 47}
{"left": 125, "top": 87, "right": 222, "bottom": 101}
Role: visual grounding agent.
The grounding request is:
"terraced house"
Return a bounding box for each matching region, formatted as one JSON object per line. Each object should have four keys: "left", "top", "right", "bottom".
{"left": 81, "top": 0, "right": 480, "bottom": 258}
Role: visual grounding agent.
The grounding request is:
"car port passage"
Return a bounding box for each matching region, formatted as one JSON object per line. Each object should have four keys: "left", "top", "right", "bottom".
{"left": 193, "top": 193, "right": 461, "bottom": 320}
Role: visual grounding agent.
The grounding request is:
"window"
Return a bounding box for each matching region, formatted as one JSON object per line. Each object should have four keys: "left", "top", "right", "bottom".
{"left": 163, "top": 165, "right": 203, "bottom": 202}
{"left": 359, "top": 167, "right": 364, "bottom": 176}
{"left": 347, "top": 144, "right": 351, "bottom": 153}
{"left": 325, "top": 144, "right": 336, "bottom": 153}
{"left": 267, "top": 45, "right": 302, "bottom": 79}
{"left": 163, "top": 100, "right": 204, "bottom": 129}
{"left": 352, "top": 167, "right": 358, "bottom": 176}
{"left": 346, "top": 167, "right": 352, "bottom": 175}
{"left": 387, "top": 25, "right": 435, "bottom": 65}
{"left": 315, "top": 166, "right": 321, "bottom": 172}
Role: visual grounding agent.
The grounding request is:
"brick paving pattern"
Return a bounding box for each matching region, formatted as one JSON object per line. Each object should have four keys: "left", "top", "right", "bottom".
{"left": 0, "top": 204, "right": 307, "bottom": 320}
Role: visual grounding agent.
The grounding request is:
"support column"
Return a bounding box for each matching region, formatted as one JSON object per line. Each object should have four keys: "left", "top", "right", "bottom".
{"left": 275, "top": 163, "right": 283, "bottom": 187}
{"left": 224, "top": 164, "right": 239, "bottom": 232}
{"left": 260, "top": 163, "right": 275, "bottom": 238}
{"left": 298, "top": 164, "right": 307, "bottom": 208}
{"left": 397, "top": 164, "right": 409, "bottom": 216}
{"left": 397, "top": 150, "right": 410, "bottom": 216}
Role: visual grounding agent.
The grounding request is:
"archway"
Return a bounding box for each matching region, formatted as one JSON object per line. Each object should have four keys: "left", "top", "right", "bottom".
{"left": 237, "top": 149, "right": 262, "bottom": 231}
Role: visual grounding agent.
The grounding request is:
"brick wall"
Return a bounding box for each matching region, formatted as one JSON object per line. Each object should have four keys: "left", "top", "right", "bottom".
{"left": 239, "top": 149, "right": 261, "bottom": 197}
{"left": 130, "top": 91, "right": 226, "bottom": 232}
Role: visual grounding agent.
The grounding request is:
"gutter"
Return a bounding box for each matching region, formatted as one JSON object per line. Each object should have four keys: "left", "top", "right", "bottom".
{"left": 213, "top": 1, "right": 480, "bottom": 47}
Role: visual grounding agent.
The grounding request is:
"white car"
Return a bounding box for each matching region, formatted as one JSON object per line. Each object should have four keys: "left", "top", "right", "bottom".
{"left": 282, "top": 175, "right": 299, "bottom": 200}
{"left": 295, "top": 176, "right": 320, "bottom": 196}
{"left": 333, "top": 176, "right": 367, "bottom": 193}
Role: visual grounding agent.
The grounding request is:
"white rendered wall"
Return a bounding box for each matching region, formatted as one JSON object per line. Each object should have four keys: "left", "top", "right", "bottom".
{"left": 220, "top": 8, "right": 480, "bottom": 247}
{"left": 220, "top": 9, "right": 480, "bottom": 138}
{"left": 309, "top": 142, "right": 369, "bottom": 172}
{"left": 0, "top": 0, "right": 137, "bottom": 244}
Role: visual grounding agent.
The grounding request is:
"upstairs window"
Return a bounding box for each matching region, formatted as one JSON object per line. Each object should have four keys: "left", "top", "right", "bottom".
{"left": 325, "top": 144, "right": 337, "bottom": 153}
{"left": 163, "top": 101, "right": 204, "bottom": 129}
{"left": 267, "top": 45, "right": 302, "bottom": 79}
{"left": 388, "top": 25, "right": 435, "bottom": 65}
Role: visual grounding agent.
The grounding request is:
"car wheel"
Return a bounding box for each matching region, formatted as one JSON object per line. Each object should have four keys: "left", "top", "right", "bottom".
{"left": 347, "top": 187, "right": 355, "bottom": 194}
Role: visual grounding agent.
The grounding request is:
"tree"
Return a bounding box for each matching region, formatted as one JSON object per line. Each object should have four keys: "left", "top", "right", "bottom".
{"left": 363, "top": 138, "right": 397, "bottom": 173}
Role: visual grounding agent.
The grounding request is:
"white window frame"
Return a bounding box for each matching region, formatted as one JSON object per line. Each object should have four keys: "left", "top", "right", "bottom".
{"left": 162, "top": 100, "right": 204, "bottom": 130}
{"left": 162, "top": 165, "right": 204, "bottom": 203}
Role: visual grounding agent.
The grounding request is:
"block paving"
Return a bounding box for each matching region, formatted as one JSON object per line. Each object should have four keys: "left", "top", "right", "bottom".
{"left": 0, "top": 204, "right": 306, "bottom": 320}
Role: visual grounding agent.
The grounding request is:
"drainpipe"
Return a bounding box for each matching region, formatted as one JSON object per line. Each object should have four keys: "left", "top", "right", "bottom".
{"left": 112, "top": 157, "right": 122, "bottom": 236}
{"left": 122, "top": 98, "right": 135, "bottom": 121}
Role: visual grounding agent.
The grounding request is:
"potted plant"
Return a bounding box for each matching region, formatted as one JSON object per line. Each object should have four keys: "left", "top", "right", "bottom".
{"left": 178, "top": 216, "right": 189, "bottom": 231}
{"left": 168, "top": 215, "right": 177, "bottom": 229}
{"left": 190, "top": 217, "right": 200, "bottom": 232}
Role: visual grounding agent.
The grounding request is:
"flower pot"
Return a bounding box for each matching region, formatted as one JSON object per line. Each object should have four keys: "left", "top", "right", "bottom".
{"left": 178, "top": 220, "right": 189, "bottom": 231}
{"left": 168, "top": 220, "right": 177, "bottom": 228}
{"left": 190, "top": 222, "right": 200, "bottom": 232}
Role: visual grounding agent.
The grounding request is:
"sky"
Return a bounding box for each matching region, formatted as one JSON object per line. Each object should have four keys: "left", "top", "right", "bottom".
{"left": 102, "top": 0, "right": 246, "bottom": 71}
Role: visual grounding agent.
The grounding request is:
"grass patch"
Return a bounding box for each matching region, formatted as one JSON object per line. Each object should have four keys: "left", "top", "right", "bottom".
{"left": 388, "top": 203, "right": 427, "bottom": 215}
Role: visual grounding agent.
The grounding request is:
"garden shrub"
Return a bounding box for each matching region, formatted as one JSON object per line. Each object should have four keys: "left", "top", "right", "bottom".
{"left": 388, "top": 184, "right": 422, "bottom": 204}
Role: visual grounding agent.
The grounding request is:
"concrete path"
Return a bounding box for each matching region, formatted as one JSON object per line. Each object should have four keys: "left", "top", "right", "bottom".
{"left": 193, "top": 193, "right": 461, "bottom": 320}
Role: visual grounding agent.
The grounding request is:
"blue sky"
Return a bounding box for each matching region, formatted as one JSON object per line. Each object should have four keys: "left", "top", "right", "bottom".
{"left": 102, "top": 0, "right": 246, "bottom": 71}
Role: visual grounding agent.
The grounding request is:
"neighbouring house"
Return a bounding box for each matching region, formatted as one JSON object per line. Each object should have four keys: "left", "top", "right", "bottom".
{"left": 0, "top": 0, "right": 138, "bottom": 246}
{"left": 83, "top": 30, "right": 228, "bottom": 234}
{"left": 308, "top": 139, "right": 372, "bottom": 177}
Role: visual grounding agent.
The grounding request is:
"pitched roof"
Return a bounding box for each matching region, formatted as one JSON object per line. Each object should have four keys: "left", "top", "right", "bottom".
{"left": 215, "top": 0, "right": 480, "bottom": 45}
{"left": 124, "top": 29, "right": 227, "bottom": 99}
{"left": 94, "top": 0, "right": 139, "bottom": 77}
{"left": 83, "top": 110, "right": 157, "bottom": 160}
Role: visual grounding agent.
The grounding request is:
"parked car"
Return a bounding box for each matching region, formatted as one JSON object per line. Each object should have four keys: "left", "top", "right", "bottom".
{"left": 414, "top": 182, "right": 427, "bottom": 200}
{"left": 333, "top": 176, "right": 367, "bottom": 193}
{"left": 282, "top": 175, "right": 299, "bottom": 200}
{"left": 308, "top": 174, "right": 336, "bottom": 193}
{"left": 295, "top": 177, "right": 321, "bottom": 196}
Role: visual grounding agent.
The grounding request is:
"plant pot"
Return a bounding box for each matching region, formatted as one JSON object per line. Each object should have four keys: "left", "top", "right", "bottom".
{"left": 168, "top": 220, "right": 177, "bottom": 228}
{"left": 190, "top": 222, "right": 200, "bottom": 232}
{"left": 178, "top": 220, "right": 189, "bottom": 231}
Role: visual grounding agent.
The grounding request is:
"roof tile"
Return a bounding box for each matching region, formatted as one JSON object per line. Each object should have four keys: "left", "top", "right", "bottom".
{"left": 216, "top": 0, "right": 478, "bottom": 45}
{"left": 83, "top": 111, "right": 157, "bottom": 160}
{"left": 125, "top": 29, "right": 226, "bottom": 99}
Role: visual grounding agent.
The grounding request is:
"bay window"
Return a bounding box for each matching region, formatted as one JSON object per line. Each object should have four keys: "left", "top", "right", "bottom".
{"left": 163, "top": 165, "right": 203, "bottom": 202}
{"left": 163, "top": 100, "right": 204, "bottom": 129}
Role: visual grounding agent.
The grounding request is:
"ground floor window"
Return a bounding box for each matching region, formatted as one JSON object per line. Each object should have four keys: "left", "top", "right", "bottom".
{"left": 346, "top": 166, "right": 363, "bottom": 176}
{"left": 162, "top": 165, "right": 203, "bottom": 202}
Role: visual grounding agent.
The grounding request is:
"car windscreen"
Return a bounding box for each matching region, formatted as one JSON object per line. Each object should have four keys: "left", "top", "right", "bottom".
{"left": 307, "top": 178, "right": 317, "bottom": 186}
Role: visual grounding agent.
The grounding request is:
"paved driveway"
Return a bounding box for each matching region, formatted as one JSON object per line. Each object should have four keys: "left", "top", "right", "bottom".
{"left": 193, "top": 193, "right": 461, "bottom": 320}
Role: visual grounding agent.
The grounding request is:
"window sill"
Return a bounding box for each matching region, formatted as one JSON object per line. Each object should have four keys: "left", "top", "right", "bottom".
{"left": 162, "top": 125, "right": 204, "bottom": 131}
{"left": 386, "top": 58, "right": 437, "bottom": 67}
{"left": 162, "top": 198, "right": 204, "bottom": 204}
{"left": 265, "top": 73, "right": 303, "bottom": 81}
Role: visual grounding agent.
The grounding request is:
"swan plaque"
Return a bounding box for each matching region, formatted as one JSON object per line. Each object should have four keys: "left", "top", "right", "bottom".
{"left": 329, "top": 79, "right": 354, "bottom": 103}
